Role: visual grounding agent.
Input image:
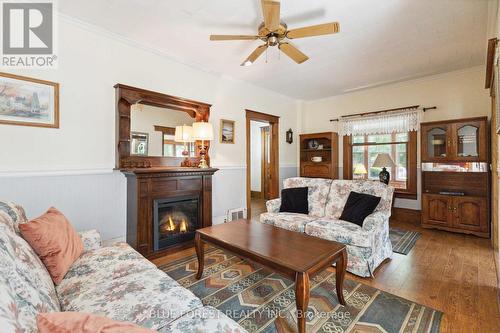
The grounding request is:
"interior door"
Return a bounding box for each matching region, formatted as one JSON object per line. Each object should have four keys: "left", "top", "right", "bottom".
{"left": 422, "top": 194, "right": 452, "bottom": 226}
{"left": 452, "top": 196, "right": 488, "bottom": 232}
{"left": 261, "top": 126, "right": 271, "bottom": 199}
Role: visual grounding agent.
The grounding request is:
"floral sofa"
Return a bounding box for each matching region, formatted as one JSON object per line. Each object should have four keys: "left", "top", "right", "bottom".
{"left": 0, "top": 201, "right": 246, "bottom": 333}
{"left": 260, "top": 177, "right": 394, "bottom": 277}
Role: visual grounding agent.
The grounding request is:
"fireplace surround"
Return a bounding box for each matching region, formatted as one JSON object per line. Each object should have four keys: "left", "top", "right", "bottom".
{"left": 123, "top": 167, "right": 217, "bottom": 259}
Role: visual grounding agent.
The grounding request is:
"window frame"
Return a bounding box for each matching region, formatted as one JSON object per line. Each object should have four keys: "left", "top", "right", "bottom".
{"left": 343, "top": 131, "right": 417, "bottom": 199}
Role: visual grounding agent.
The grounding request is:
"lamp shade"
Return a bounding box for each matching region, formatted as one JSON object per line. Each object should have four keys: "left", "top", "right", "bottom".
{"left": 353, "top": 164, "right": 368, "bottom": 175}
{"left": 174, "top": 125, "right": 193, "bottom": 143}
{"left": 372, "top": 153, "right": 396, "bottom": 168}
{"left": 192, "top": 122, "right": 214, "bottom": 141}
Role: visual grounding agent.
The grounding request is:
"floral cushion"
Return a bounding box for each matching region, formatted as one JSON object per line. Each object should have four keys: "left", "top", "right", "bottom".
{"left": 158, "top": 306, "right": 247, "bottom": 333}
{"left": 78, "top": 229, "right": 102, "bottom": 252}
{"left": 0, "top": 201, "right": 28, "bottom": 234}
{"left": 265, "top": 198, "right": 281, "bottom": 213}
{"left": 283, "top": 177, "right": 333, "bottom": 217}
{"left": 56, "top": 243, "right": 204, "bottom": 330}
{"left": 0, "top": 202, "right": 61, "bottom": 333}
{"left": 0, "top": 225, "right": 60, "bottom": 332}
{"left": 57, "top": 242, "right": 156, "bottom": 297}
{"left": 304, "top": 219, "right": 373, "bottom": 248}
{"left": 0, "top": 275, "right": 21, "bottom": 332}
{"left": 324, "top": 180, "right": 394, "bottom": 219}
{"left": 260, "top": 212, "right": 318, "bottom": 233}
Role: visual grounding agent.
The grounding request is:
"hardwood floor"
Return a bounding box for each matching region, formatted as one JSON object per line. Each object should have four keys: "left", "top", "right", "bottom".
{"left": 250, "top": 198, "right": 267, "bottom": 222}
{"left": 152, "top": 219, "right": 500, "bottom": 333}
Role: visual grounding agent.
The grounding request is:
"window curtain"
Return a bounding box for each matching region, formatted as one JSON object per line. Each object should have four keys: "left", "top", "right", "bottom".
{"left": 340, "top": 108, "right": 422, "bottom": 136}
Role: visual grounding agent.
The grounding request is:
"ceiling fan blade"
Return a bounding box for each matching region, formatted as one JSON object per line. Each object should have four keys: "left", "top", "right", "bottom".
{"left": 241, "top": 44, "right": 268, "bottom": 66}
{"left": 286, "top": 22, "right": 340, "bottom": 39}
{"left": 279, "top": 43, "right": 309, "bottom": 64}
{"left": 261, "top": 0, "right": 281, "bottom": 32}
{"left": 210, "top": 35, "right": 260, "bottom": 41}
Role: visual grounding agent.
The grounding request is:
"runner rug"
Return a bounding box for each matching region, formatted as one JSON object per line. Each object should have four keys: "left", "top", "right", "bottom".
{"left": 160, "top": 247, "right": 441, "bottom": 333}
{"left": 389, "top": 228, "right": 421, "bottom": 255}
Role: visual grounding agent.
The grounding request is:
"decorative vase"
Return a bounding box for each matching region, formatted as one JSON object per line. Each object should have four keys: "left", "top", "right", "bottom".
{"left": 379, "top": 167, "right": 390, "bottom": 185}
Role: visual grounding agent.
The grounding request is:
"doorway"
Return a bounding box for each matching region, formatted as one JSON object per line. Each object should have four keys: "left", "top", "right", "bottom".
{"left": 246, "top": 110, "right": 280, "bottom": 221}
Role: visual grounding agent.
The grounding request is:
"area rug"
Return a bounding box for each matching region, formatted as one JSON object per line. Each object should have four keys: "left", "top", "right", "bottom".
{"left": 160, "top": 247, "right": 442, "bottom": 333}
{"left": 389, "top": 228, "right": 421, "bottom": 255}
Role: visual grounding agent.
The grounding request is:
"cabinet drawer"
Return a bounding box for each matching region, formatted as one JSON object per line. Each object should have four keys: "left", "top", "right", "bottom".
{"left": 301, "top": 163, "right": 331, "bottom": 178}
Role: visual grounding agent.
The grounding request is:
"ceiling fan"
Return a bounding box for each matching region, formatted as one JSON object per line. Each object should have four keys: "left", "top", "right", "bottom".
{"left": 209, "top": 0, "right": 340, "bottom": 66}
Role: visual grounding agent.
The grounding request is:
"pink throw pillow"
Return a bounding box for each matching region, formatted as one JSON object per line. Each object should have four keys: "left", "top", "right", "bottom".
{"left": 37, "top": 312, "right": 156, "bottom": 333}
{"left": 19, "top": 207, "right": 83, "bottom": 285}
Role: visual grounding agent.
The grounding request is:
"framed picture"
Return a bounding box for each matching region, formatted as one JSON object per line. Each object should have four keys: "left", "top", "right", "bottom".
{"left": 220, "top": 119, "right": 235, "bottom": 144}
{"left": 0, "top": 72, "right": 59, "bottom": 128}
{"left": 131, "top": 132, "right": 149, "bottom": 156}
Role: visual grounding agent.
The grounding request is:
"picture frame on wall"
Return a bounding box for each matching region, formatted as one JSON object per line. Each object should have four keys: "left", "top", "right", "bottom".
{"left": 0, "top": 72, "right": 59, "bottom": 128}
{"left": 220, "top": 119, "right": 235, "bottom": 144}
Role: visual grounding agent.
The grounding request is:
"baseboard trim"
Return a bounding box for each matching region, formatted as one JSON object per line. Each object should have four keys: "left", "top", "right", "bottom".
{"left": 391, "top": 207, "right": 421, "bottom": 225}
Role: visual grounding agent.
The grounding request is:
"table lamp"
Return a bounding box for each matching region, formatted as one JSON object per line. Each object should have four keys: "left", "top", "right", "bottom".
{"left": 192, "top": 121, "right": 214, "bottom": 168}
{"left": 372, "top": 153, "right": 396, "bottom": 185}
{"left": 353, "top": 164, "right": 367, "bottom": 179}
{"left": 174, "top": 125, "right": 193, "bottom": 165}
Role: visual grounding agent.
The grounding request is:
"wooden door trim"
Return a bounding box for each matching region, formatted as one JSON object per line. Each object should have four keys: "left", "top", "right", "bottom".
{"left": 261, "top": 126, "right": 270, "bottom": 200}
{"left": 246, "top": 110, "right": 280, "bottom": 219}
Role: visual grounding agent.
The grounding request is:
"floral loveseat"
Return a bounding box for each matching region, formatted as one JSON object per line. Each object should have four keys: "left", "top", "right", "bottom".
{"left": 0, "top": 201, "right": 246, "bottom": 333}
{"left": 260, "top": 178, "right": 394, "bottom": 277}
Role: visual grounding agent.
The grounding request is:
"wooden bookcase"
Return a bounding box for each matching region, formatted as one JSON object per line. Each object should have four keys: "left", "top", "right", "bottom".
{"left": 299, "top": 132, "right": 339, "bottom": 179}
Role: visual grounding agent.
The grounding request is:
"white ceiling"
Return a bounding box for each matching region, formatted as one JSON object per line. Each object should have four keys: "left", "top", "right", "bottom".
{"left": 59, "top": 0, "right": 489, "bottom": 100}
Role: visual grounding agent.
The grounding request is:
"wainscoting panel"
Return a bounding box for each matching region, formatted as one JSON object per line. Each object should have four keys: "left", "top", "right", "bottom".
{"left": 0, "top": 166, "right": 297, "bottom": 239}
{"left": 0, "top": 170, "right": 127, "bottom": 240}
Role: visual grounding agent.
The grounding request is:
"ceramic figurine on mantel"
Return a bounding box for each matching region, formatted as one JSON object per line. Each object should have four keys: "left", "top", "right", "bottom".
{"left": 193, "top": 121, "right": 214, "bottom": 168}
{"left": 373, "top": 153, "right": 396, "bottom": 185}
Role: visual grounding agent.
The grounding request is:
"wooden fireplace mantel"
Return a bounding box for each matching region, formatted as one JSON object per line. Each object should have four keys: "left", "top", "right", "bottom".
{"left": 124, "top": 167, "right": 218, "bottom": 259}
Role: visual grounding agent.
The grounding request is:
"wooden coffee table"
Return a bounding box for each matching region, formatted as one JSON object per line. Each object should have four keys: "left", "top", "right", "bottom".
{"left": 195, "top": 219, "right": 347, "bottom": 333}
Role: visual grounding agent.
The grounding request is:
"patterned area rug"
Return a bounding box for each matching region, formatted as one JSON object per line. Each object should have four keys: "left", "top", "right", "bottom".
{"left": 160, "top": 247, "right": 442, "bottom": 333}
{"left": 389, "top": 228, "right": 421, "bottom": 255}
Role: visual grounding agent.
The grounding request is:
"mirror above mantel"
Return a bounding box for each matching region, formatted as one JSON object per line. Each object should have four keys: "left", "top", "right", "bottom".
{"left": 130, "top": 104, "right": 196, "bottom": 158}
{"left": 115, "top": 84, "right": 212, "bottom": 169}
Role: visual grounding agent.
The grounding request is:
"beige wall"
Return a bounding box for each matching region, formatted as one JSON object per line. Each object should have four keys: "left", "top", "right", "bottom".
{"left": 301, "top": 66, "right": 490, "bottom": 209}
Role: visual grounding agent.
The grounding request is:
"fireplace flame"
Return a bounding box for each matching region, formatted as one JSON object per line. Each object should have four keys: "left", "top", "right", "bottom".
{"left": 179, "top": 219, "right": 188, "bottom": 233}
{"left": 162, "top": 216, "right": 175, "bottom": 232}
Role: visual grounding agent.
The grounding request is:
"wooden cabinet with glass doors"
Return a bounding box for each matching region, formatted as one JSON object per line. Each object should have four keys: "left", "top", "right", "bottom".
{"left": 421, "top": 116, "right": 490, "bottom": 238}
{"left": 421, "top": 117, "right": 488, "bottom": 162}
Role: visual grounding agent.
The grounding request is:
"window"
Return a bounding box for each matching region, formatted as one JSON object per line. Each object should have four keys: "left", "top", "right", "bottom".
{"left": 163, "top": 134, "right": 195, "bottom": 157}
{"left": 344, "top": 131, "right": 417, "bottom": 199}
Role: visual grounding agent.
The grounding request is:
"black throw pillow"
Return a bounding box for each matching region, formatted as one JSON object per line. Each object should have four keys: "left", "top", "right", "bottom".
{"left": 279, "top": 187, "right": 309, "bottom": 214}
{"left": 339, "top": 191, "right": 381, "bottom": 227}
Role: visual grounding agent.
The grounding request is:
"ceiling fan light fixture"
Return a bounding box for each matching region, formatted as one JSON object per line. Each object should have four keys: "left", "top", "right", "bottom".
{"left": 242, "top": 60, "right": 253, "bottom": 66}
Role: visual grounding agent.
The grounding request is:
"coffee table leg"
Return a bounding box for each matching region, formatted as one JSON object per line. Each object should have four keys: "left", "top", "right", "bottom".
{"left": 336, "top": 248, "right": 347, "bottom": 305}
{"left": 295, "top": 272, "right": 310, "bottom": 333}
{"left": 195, "top": 232, "right": 204, "bottom": 279}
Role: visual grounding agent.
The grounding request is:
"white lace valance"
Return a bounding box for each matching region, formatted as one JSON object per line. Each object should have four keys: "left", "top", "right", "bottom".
{"left": 340, "top": 109, "right": 422, "bottom": 136}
